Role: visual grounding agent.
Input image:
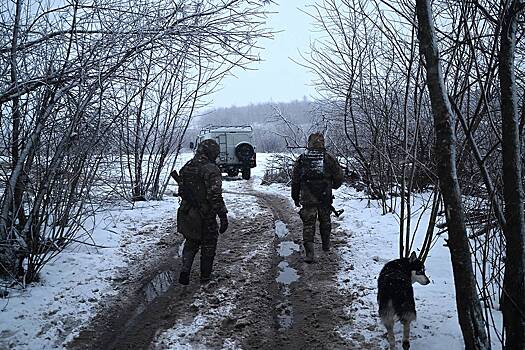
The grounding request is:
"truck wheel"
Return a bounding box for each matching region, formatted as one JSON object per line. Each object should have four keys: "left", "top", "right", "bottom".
{"left": 227, "top": 169, "right": 238, "bottom": 177}
{"left": 235, "top": 143, "right": 255, "bottom": 162}
{"left": 242, "top": 167, "right": 251, "bottom": 180}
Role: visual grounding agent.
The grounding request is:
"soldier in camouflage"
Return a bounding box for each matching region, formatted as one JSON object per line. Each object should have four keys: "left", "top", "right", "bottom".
{"left": 291, "top": 133, "right": 344, "bottom": 263}
{"left": 174, "top": 139, "right": 229, "bottom": 285}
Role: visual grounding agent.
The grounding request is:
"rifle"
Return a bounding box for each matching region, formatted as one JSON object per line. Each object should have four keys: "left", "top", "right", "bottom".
{"left": 328, "top": 194, "right": 344, "bottom": 217}
{"left": 171, "top": 168, "right": 203, "bottom": 207}
{"left": 331, "top": 206, "right": 344, "bottom": 217}
{"left": 303, "top": 181, "right": 345, "bottom": 217}
{"left": 170, "top": 169, "right": 182, "bottom": 196}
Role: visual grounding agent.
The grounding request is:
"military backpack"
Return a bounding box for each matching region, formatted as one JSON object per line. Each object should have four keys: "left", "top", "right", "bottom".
{"left": 301, "top": 150, "right": 331, "bottom": 205}
{"left": 177, "top": 159, "right": 209, "bottom": 240}
{"left": 179, "top": 159, "right": 207, "bottom": 207}
{"left": 301, "top": 150, "right": 326, "bottom": 180}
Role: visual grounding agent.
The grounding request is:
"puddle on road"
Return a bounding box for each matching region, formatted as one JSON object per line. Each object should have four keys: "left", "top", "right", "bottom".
{"left": 274, "top": 220, "right": 300, "bottom": 330}
{"left": 275, "top": 220, "right": 289, "bottom": 238}
{"left": 278, "top": 241, "right": 300, "bottom": 257}
{"left": 276, "top": 301, "right": 293, "bottom": 329}
{"left": 144, "top": 270, "right": 175, "bottom": 303}
{"left": 123, "top": 270, "right": 176, "bottom": 331}
{"left": 276, "top": 261, "right": 299, "bottom": 284}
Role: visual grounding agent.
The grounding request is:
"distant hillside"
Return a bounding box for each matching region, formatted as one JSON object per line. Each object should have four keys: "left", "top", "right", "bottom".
{"left": 186, "top": 100, "right": 315, "bottom": 152}
{"left": 194, "top": 100, "right": 313, "bottom": 126}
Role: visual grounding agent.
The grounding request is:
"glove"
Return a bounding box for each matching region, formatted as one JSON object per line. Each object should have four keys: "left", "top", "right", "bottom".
{"left": 219, "top": 217, "right": 228, "bottom": 234}
{"left": 218, "top": 214, "right": 228, "bottom": 234}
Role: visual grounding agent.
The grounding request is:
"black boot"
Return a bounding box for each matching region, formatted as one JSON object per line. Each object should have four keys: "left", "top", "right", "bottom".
{"left": 178, "top": 271, "right": 190, "bottom": 285}
{"left": 200, "top": 244, "right": 216, "bottom": 283}
{"left": 179, "top": 242, "right": 198, "bottom": 285}
{"left": 304, "top": 242, "right": 315, "bottom": 263}
{"left": 200, "top": 255, "right": 215, "bottom": 283}
{"left": 320, "top": 224, "right": 331, "bottom": 252}
{"left": 321, "top": 234, "right": 330, "bottom": 252}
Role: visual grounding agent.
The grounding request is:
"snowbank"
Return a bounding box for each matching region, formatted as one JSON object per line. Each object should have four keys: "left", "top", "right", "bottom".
{"left": 332, "top": 186, "right": 503, "bottom": 349}
{"left": 0, "top": 152, "right": 195, "bottom": 349}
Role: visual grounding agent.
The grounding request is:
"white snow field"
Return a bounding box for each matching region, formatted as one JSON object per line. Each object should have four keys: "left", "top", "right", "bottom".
{"left": 0, "top": 152, "right": 503, "bottom": 349}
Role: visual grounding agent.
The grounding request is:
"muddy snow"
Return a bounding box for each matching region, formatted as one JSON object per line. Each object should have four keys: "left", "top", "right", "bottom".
{"left": 0, "top": 153, "right": 504, "bottom": 349}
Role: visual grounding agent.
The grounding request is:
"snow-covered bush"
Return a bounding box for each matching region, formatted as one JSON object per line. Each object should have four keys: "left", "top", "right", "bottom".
{"left": 261, "top": 154, "right": 295, "bottom": 185}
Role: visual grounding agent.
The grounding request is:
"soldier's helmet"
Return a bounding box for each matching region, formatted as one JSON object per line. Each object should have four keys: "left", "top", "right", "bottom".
{"left": 197, "top": 139, "right": 221, "bottom": 161}
{"left": 307, "top": 132, "right": 325, "bottom": 150}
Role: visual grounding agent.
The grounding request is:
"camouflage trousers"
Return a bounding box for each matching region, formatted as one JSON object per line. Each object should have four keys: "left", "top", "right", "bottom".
{"left": 180, "top": 228, "right": 218, "bottom": 278}
{"left": 182, "top": 234, "right": 218, "bottom": 261}
{"left": 298, "top": 205, "right": 331, "bottom": 243}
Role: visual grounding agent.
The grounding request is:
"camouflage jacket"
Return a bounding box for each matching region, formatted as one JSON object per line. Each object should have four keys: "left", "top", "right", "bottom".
{"left": 291, "top": 150, "right": 344, "bottom": 207}
{"left": 177, "top": 154, "right": 227, "bottom": 239}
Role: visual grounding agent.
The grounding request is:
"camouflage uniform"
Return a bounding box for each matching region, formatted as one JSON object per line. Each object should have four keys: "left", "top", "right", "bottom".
{"left": 291, "top": 133, "right": 344, "bottom": 262}
{"left": 176, "top": 139, "right": 228, "bottom": 284}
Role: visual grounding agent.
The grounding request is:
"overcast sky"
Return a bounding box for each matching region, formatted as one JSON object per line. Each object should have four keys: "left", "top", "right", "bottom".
{"left": 208, "top": 1, "right": 318, "bottom": 108}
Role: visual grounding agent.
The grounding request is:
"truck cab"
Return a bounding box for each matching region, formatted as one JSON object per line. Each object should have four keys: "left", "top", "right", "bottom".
{"left": 196, "top": 125, "right": 256, "bottom": 179}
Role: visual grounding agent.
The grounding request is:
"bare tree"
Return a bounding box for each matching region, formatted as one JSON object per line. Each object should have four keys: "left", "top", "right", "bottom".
{"left": 0, "top": 0, "right": 273, "bottom": 282}
{"left": 498, "top": 0, "right": 525, "bottom": 347}
{"left": 113, "top": 0, "right": 272, "bottom": 202}
{"left": 415, "top": 0, "right": 490, "bottom": 348}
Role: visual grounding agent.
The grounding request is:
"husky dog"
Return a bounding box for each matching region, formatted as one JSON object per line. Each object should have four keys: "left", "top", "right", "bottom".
{"left": 377, "top": 252, "right": 430, "bottom": 350}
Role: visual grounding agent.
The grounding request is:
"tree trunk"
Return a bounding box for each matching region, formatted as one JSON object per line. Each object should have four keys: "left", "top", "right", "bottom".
{"left": 1, "top": 0, "right": 25, "bottom": 276}
{"left": 132, "top": 100, "right": 145, "bottom": 201}
{"left": 10, "top": 0, "right": 25, "bottom": 230}
{"left": 415, "top": 0, "right": 490, "bottom": 348}
{"left": 498, "top": 1, "right": 525, "bottom": 347}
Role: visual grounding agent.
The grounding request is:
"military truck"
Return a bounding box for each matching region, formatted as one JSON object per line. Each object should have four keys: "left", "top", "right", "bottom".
{"left": 195, "top": 125, "right": 256, "bottom": 179}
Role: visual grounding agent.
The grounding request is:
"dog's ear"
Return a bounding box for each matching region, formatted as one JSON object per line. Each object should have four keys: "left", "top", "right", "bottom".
{"left": 409, "top": 251, "right": 417, "bottom": 262}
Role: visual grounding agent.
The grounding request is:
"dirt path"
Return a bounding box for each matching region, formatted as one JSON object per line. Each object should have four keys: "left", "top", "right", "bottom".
{"left": 252, "top": 191, "right": 376, "bottom": 349}
{"left": 69, "top": 179, "right": 380, "bottom": 350}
